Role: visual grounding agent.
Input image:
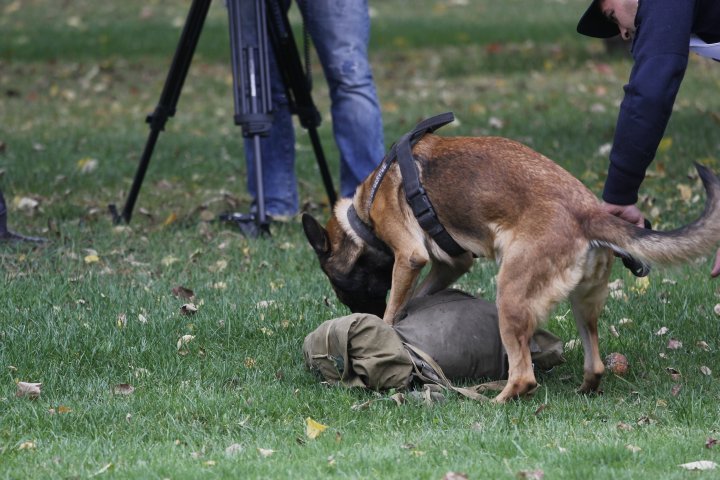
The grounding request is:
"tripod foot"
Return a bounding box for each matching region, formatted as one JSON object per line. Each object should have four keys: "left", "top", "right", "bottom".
{"left": 219, "top": 212, "right": 271, "bottom": 238}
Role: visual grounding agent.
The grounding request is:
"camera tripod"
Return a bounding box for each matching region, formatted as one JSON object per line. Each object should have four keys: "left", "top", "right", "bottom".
{"left": 109, "top": 0, "right": 337, "bottom": 237}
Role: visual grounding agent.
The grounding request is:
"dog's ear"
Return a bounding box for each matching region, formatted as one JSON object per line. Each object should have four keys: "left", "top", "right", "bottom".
{"left": 302, "top": 213, "right": 330, "bottom": 256}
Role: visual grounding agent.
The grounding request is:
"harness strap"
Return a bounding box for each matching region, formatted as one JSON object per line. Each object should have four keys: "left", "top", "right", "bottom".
{"left": 351, "top": 112, "right": 466, "bottom": 258}
{"left": 347, "top": 204, "right": 393, "bottom": 257}
{"left": 395, "top": 113, "right": 466, "bottom": 257}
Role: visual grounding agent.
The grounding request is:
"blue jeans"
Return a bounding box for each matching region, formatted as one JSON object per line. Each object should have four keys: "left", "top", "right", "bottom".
{"left": 244, "top": 0, "right": 385, "bottom": 216}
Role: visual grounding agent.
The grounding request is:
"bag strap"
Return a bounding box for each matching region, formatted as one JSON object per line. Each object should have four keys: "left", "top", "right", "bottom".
{"left": 403, "top": 342, "right": 496, "bottom": 402}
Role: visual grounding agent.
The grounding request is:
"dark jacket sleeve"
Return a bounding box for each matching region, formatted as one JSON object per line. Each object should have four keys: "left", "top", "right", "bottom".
{"left": 602, "top": 0, "right": 695, "bottom": 205}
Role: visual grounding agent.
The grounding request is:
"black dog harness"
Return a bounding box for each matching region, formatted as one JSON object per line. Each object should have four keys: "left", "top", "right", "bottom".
{"left": 348, "top": 112, "right": 466, "bottom": 258}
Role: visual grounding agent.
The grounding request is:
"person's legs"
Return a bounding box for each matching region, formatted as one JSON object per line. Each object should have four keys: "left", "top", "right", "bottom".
{"left": 242, "top": 7, "right": 298, "bottom": 217}
{"left": 298, "top": 0, "right": 385, "bottom": 198}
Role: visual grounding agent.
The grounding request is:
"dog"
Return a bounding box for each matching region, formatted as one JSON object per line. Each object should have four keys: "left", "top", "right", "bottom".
{"left": 302, "top": 133, "right": 720, "bottom": 402}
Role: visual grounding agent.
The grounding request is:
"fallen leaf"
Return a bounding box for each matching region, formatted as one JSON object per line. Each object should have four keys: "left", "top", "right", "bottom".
{"left": 161, "top": 256, "right": 179, "bottom": 266}
{"left": 700, "top": 366, "right": 712, "bottom": 376}
{"left": 617, "top": 422, "right": 633, "bottom": 431}
{"left": 626, "top": 444, "right": 642, "bottom": 453}
{"left": 209, "top": 260, "right": 228, "bottom": 273}
{"left": 351, "top": 399, "right": 374, "bottom": 411}
{"left": 679, "top": 461, "right": 717, "bottom": 471}
{"left": 655, "top": 327, "right": 669, "bottom": 336}
{"left": 257, "top": 448, "right": 275, "bottom": 458}
{"left": 76, "top": 157, "right": 98, "bottom": 173}
{"left": 696, "top": 340, "right": 710, "bottom": 351}
{"left": 714, "top": 304, "right": 720, "bottom": 316}
{"left": 57, "top": 405, "right": 72, "bottom": 414}
{"left": 671, "top": 384, "right": 682, "bottom": 397}
{"left": 172, "top": 286, "right": 195, "bottom": 300}
{"left": 676, "top": 184, "right": 692, "bottom": 202}
{"left": 534, "top": 404, "right": 548, "bottom": 416}
{"left": 225, "top": 443, "right": 243, "bottom": 456}
{"left": 177, "top": 335, "right": 195, "bottom": 350}
{"left": 180, "top": 303, "right": 198, "bottom": 315}
{"left": 706, "top": 438, "right": 718, "bottom": 449}
{"left": 163, "top": 212, "right": 178, "bottom": 226}
{"left": 14, "top": 196, "right": 39, "bottom": 211}
{"left": 517, "top": 470, "right": 544, "bottom": 480}
{"left": 18, "top": 441, "right": 36, "bottom": 450}
{"left": 84, "top": 254, "right": 100, "bottom": 264}
{"left": 667, "top": 339, "right": 683, "bottom": 350}
{"left": 16, "top": 381, "right": 42, "bottom": 399}
{"left": 658, "top": 137, "right": 673, "bottom": 153}
{"left": 305, "top": 417, "right": 328, "bottom": 439}
{"left": 113, "top": 383, "right": 135, "bottom": 395}
{"left": 442, "top": 472, "right": 469, "bottom": 480}
{"left": 92, "top": 463, "right": 113, "bottom": 476}
{"left": 632, "top": 276, "right": 650, "bottom": 294}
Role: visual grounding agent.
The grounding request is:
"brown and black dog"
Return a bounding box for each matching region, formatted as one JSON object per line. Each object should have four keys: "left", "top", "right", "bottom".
{"left": 302, "top": 134, "right": 720, "bottom": 402}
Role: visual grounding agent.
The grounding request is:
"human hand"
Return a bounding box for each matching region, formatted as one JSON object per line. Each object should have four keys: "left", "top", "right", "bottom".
{"left": 600, "top": 202, "right": 646, "bottom": 228}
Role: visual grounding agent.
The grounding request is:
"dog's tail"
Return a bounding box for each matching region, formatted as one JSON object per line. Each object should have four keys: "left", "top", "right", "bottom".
{"left": 585, "top": 163, "right": 720, "bottom": 268}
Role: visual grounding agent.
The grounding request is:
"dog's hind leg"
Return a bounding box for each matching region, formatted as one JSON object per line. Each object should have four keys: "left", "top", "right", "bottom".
{"left": 569, "top": 248, "right": 613, "bottom": 394}
{"left": 493, "top": 241, "right": 585, "bottom": 403}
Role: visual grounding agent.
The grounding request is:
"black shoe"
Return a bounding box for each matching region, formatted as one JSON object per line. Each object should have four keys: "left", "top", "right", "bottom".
{"left": 0, "top": 229, "right": 47, "bottom": 243}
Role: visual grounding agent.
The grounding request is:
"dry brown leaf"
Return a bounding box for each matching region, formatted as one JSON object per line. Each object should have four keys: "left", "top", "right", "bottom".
{"left": 705, "top": 438, "right": 718, "bottom": 449}
{"left": 671, "top": 384, "right": 682, "bottom": 397}
{"left": 113, "top": 383, "right": 135, "bottom": 395}
{"left": 16, "top": 381, "right": 42, "bottom": 399}
{"left": 517, "top": 470, "right": 544, "bottom": 480}
{"left": 172, "top": 286, "right": 195, "bottom": 300}
{"left": 351, "top": 399, "right": 374, "bottom": 411}
{"left": 617, "top": 422, "right": 633, "bottom": 431}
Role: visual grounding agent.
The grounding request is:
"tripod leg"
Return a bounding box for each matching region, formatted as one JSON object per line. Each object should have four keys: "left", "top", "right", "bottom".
{"left": 109, "top": 0, "right": 212, "bottom": 224}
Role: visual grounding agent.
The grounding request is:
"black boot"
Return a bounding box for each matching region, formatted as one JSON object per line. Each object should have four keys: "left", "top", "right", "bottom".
{"left": 0, "top": 190, "right": 46, "bottom": 243}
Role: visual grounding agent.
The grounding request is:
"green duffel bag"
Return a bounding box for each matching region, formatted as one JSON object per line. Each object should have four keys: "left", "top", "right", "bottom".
{"left": 303, "top": 312, "right": 414, "bottom": 391}
{"left": 303, "top": 289, "right": 565, "bottom": 396}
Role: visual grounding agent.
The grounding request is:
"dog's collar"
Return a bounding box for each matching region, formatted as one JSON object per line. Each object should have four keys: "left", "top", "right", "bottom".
{"left": 347, "top": 204, "right": 393, "bottom": 257}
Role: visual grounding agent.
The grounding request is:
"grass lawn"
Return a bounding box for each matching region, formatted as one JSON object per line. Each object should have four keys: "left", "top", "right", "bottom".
{"left": 2, "top": 0, "right": 720, "bottom": 478}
